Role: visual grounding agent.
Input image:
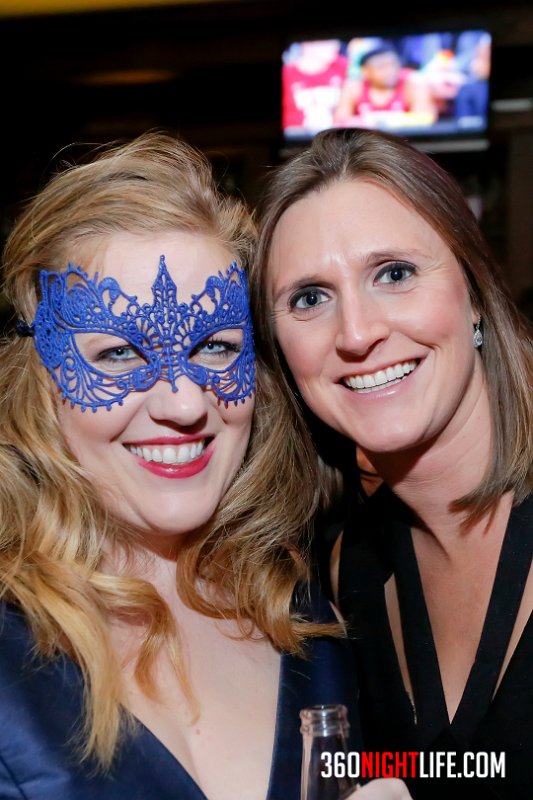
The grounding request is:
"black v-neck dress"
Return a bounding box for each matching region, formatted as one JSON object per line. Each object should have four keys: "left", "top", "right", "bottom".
{"left": 332, "top": 485, "right": 533, "bottom": 799}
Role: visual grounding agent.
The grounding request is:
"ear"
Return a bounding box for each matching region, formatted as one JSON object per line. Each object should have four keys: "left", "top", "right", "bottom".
{"left": 471, "top": 305, "right": 481, "bottom": 326}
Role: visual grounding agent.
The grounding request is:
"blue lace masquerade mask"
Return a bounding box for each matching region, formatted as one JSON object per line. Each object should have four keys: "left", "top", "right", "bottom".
{"left": 27, "top": 255, "right": 256, "bottom": 411}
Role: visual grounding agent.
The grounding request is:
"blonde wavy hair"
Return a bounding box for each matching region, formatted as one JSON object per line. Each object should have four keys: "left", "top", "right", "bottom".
{"left": 0, "top": 131, "right": 333, "bottom": 770}
{"left": 250, "top": 127, "right": 533, "bottom": 521}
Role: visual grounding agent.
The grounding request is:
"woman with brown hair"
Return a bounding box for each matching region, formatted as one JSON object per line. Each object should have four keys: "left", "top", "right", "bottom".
{"left": 251, "top": 127, "right": 533, "bottom": 799}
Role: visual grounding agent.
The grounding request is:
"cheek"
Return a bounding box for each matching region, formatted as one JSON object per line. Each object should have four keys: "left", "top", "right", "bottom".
{"left": 404, "top": 279, "right": 473, "bottom": 343}
{"left": 219, "top": 395, "right": 255, "bottom": 434}
{"left": 56, "top": 402, "right": 127, "bottom": 463}
{"left": 275, "top": 319, "right": 324, "bottom": 383}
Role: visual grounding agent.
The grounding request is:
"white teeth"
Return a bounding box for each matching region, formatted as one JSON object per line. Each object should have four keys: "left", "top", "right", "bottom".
{"left": 126, "top": 441, "right": 206, "bottom": 465}
{"left": 191, "top": 441, "right": 201, "bottom": 458}
{"left": 163, "top": 446, "right": 176, "bottom": 464}
{"left": 344, "top": 360, "right": 418, "bottom": 392}
{"left": 176, "top": 445, "right": 189, "bottom": 464}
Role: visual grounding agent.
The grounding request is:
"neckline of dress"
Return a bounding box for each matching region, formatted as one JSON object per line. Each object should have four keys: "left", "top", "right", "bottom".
{"left": 391, "top": 494, "right": 533, "bottom": 746}
{"left": 119, "top": 647, "right": 290, "bottom": 800}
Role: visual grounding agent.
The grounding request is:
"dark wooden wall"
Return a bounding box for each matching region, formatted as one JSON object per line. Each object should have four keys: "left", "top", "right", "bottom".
{"left": 1, "top": 0, "right": 533, "bottom": 311}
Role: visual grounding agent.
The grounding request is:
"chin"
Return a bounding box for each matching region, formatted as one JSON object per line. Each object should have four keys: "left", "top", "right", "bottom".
{"left": 110, "top": 500, "right": 219, "bottom": 539}
{"left": 140, "top": 513, "right": 216, "bottom": 537}
{"left": 356, "top": 426, "right": 427, "bottom": 456}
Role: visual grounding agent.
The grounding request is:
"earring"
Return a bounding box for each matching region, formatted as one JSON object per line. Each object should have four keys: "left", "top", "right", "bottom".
{"left": 473, "top": 319, "right": 483, "bottom": 349}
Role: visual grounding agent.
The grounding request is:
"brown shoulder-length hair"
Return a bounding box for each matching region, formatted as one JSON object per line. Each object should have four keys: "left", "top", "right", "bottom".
{"left": 0, "top": 131, "right": 332, "bottom": 770}
{"left": 249, "top": 127, "right": 533, "bottom": 518}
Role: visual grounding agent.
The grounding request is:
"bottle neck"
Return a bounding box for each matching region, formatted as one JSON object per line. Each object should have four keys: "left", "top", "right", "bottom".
{"left": 300, "top": 704, "right": 351, "bottom": 737}
{"left": 300, "top": 704, "right": 356, "bottom": 800}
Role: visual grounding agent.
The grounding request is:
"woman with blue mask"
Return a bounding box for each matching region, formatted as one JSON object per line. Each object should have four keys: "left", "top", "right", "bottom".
{"left": 0, "top": 131, "right": 411, "bottom": 800}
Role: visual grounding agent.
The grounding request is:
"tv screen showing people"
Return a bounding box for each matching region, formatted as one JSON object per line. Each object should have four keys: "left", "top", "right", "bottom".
{"left": 281, "top": 29, "right": 492, "bottom": 142}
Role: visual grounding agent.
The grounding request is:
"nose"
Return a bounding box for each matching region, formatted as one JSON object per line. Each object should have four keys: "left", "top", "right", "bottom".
{"left": 335, "top": 291, "right": 391, "bottom": 357}
{"left": 144, "top": 376, "right": 209, "bottom": 428}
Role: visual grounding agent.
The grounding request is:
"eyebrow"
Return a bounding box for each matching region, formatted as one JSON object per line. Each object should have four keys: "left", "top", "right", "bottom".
{"left": 272, "top": 274, "right": 333, "bottom": 305}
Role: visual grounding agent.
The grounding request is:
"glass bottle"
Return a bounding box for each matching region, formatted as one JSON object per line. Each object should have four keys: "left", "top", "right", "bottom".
{"left": 300, "top": 703, "right": 358, "bottom": 800}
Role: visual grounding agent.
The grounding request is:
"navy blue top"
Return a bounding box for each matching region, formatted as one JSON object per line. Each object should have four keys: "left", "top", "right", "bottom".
{"left": 0, "top": 584, "right": 362, "bottom": 799}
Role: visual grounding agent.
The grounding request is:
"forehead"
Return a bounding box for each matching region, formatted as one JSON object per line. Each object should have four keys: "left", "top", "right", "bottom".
{"left": 84, "top": 231, "right": 234, "bottom": 300}
{"left": 268, "top": 179, "right": 448, "bottom": 276}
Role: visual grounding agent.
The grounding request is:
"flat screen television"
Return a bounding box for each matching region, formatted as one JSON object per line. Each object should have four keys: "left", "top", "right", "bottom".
{"left": 281, "top": 29, "right": 492, "bottom": 145}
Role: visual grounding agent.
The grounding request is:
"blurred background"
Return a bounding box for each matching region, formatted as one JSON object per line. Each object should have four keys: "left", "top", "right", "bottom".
{"left": 1, "top": 0, "right": 533, "bottom": 325}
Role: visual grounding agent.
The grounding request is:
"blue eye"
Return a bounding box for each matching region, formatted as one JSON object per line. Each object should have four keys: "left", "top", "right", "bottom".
{"left": 197, "top": 339, "right": 240, "bottom": 356}
{"left": 77, "top": 334, "right": 147, "bottom": 374}
{"left": 92, "top": 343, "right": 147, "bottom": 375}
{"left": 289, "top": 287, "right": 329, "bottom": 311}
{"left": 189, "top": 335, "right": 242, "bottom": 367}
{"left": 97, "top": 345, "right": 139, "bottom": 362}
{"left": 375, "top": 262, "right": 415, "bottom": 285}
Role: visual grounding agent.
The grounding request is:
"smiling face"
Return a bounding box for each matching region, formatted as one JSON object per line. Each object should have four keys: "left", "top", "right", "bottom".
{"left": 56, "top": 230, "right": 254, "bottom": 539}
{"left": 268, "top": 179, "right": 486, "bottom": 458}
